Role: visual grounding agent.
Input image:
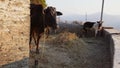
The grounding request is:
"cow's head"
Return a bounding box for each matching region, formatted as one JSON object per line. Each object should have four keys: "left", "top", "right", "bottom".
{"left": 97, "top": 21, "right": 103, "bottom": 30}
{"left": 44, "top": 6, "right": 62, "bottom": 30}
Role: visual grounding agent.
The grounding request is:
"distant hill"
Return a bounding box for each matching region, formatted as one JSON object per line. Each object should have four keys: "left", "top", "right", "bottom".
{"left": 60, "top": 13, "right": 120, "bottom": 29}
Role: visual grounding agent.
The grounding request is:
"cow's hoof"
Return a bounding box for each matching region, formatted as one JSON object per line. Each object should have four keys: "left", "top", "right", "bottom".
{"left": 36, "top": 50, "right": 39, "bottom": 54}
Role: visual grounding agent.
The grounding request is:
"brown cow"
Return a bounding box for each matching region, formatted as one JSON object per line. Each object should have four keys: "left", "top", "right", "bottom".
{"left": 29, "top": 4, "right": 62, "bottom": 54}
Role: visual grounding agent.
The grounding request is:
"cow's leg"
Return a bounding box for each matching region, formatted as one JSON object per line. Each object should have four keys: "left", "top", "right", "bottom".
{"left": 95, "top": 29, "right": 98, "bottom": 37}
{"left": 29, "top": 37, "right": 32, "bottom": 52}
{"left": 84, "top": 29, "right": 87, "bottom": 37}
{"left": 29, "top": 29, "right": 33, "bottom": 53}
{"left": 46, "top": 28, "right": 50, "bottom": 39}
{"left": 83, "top": 27, "right": 87, "bottom": 37}
{"left": 36, "top": 35, "right": 41, "bottom": 54}
{"left": 29, "top": 33, "right": 32, "bottom": 45}
{"left": 33, "top": 32, "right": 37, "bottom": 45}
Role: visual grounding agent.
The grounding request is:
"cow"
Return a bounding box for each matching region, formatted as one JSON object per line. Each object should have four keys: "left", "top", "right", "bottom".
{"left": 83, "top": 21, "right": 102, "bottom": 37}
{"left": 29, "top": 4, "right": 62, "bottom": 54}
{"left": 44, "top": 7, "right": 62, "bottom": 37}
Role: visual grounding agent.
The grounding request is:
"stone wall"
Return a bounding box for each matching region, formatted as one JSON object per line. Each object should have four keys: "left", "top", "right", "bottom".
{"left": 103, "top": 29, "right": 120, "bottom": 68}
{"left": 0, "top": 0, "right": 30, "bottom": 68}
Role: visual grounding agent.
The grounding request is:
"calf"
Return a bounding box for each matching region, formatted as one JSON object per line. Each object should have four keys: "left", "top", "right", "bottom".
{"left": 83, "top": 21, "right": 102, "bottom": 37}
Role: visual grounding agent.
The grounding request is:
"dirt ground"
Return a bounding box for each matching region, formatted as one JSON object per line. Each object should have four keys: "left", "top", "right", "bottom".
{"left": 29, "top": 32, "right": 112, "bottom": 68}
{"left": 0, "top": 32, "right": 111, "bottom": 68}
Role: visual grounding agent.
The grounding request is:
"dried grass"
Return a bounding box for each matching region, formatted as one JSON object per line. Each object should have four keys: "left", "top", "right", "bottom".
{"left": 49, "top": 31, "right": 79, "bottom": 45}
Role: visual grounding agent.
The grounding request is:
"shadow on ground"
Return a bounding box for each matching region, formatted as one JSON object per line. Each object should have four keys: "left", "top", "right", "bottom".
{"left": 0, "top": 57, "right": 28, "bottom": 68}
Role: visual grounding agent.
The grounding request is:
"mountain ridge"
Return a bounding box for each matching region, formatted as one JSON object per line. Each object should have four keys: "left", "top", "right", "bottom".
{"left": 60, "top": 13, "right": 120, "bottom": 29}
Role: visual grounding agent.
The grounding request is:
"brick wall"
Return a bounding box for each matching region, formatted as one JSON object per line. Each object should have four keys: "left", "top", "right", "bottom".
{"left": 0, "top": 0, "right": 30, "bottom": 67}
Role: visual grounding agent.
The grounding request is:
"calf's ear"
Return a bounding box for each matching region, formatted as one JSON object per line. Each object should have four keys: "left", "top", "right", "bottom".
{"left": 56, "top": 11, "right": 63, "bottom": 16}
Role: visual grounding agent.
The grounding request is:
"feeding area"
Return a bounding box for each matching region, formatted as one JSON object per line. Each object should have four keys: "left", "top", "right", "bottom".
{"left": 29, "top": 23, "right": 112, "bottom": 68}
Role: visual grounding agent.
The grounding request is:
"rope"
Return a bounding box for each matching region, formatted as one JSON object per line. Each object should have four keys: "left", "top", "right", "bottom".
{"left": 41, "top": 10, "right": 46, "bottom": 58}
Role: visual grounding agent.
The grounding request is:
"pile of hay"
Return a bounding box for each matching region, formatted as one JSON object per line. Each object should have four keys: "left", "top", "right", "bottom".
{"left": 51, "top": 32, "right": 79, "bottom": 45}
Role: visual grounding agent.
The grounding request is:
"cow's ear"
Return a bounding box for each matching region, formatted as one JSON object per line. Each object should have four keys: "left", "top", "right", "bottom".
{"left": 97, "top": 21, "right": 100, "bottom": 23}
{"left": 56, "top": 11, "right": 63, "bottom": 16}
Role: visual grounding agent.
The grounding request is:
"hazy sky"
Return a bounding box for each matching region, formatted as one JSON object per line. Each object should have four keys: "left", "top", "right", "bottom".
{"left": 46, "top": 0, "right": 120, "bottom": 15}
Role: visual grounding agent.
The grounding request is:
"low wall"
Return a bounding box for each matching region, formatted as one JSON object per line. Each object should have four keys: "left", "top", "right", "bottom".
{"left": 103, "top": 29, "right": 120, "bottom": 68}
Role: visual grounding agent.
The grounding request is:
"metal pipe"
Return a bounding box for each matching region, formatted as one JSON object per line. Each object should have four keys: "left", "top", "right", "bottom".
{"left": 100, "top": 0, "right": 105, "bottom": 23}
